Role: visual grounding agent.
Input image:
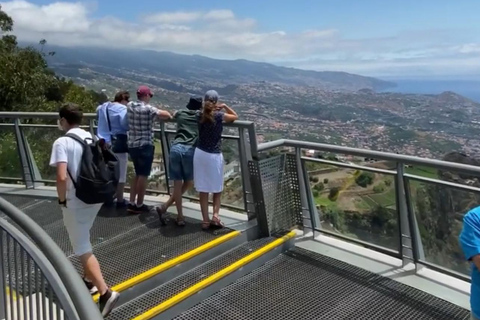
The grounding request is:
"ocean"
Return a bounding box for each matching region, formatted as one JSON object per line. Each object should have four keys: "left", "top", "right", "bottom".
{"left": 379, "top": 79, "right": 480, "bottom": 103}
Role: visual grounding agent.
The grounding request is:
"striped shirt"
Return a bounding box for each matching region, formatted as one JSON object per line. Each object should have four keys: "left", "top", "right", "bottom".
{"left": 127, "top": 100, "right": 159, "bottom": 148}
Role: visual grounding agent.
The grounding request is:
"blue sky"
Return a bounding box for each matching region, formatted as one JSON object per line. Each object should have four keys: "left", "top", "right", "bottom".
{"left": 2, "top": 0, "right": 480, "bottom": 78}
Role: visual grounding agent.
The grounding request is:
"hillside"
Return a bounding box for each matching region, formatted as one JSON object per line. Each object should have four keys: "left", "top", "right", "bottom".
{"left": 30, "top": 44, "right": 396, "bottom": 92}
{"left": 18, "top": 42, "right": 480, "bottom": 159}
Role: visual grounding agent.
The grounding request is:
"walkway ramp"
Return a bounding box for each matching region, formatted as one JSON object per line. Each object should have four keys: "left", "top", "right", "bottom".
{"left": 176, "top": 247, "right": 470, "bottom": 320}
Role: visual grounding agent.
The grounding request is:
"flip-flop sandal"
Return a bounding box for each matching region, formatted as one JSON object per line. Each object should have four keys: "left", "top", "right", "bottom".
{"left": 176, "top": 218, "right": 186, "bottom": 227}
{"left": 201, "top": 221, "right": 211, "bottom": 230}
{"left": 155, "top": 205, "right": 167, "bottom": 226}
{"left": 210, "top": 216, "right": 224, "bottom": 228}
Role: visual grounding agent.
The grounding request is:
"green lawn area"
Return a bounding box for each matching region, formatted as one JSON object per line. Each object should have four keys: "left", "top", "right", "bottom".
{"left": 405, "top": 166, "right": 438, "bottom": 179}
{"left": 314, "top": 194, "right": 338, "bottom": 210}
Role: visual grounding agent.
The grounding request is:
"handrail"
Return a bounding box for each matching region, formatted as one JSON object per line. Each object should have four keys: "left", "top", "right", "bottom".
{"left": 0, "top": 197, "right": 103, "bottom": 319}
{"left": 1, "top": 215, "right": 79, "bottom": 318}
{"left": 0, "top": 111, "right": 253, "bottom": 127}
{"left": 258, "top": 138, "right": 480, "bottom": 176}
{"left": 0, "top": 111, "right": 259, "bottom": 158}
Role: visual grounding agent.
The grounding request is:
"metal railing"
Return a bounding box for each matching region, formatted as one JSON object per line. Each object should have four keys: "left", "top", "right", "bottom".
{"left": 256, "top": 138, "right": 480, "bottom": 282}
{"left": 0, "top": 111, "right": 476, "bottom": 285}
{"left": 0, "top": 197, "right": 102, "bottom": 319}
{"left": 0, "top": 112, "right": 258, "bottom": 219}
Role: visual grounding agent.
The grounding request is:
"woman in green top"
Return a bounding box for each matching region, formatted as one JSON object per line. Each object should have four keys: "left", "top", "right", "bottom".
{"left": 156, "top": 96, "right": 202, "bottom": 226}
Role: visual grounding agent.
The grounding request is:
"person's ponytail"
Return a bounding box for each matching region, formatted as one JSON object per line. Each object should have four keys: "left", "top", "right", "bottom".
{"left": 200, "top": 100, "right": 215, "bottom": 123}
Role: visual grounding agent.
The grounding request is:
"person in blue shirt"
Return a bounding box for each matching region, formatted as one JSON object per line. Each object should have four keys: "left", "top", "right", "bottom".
{"left": 97, "top": 91, "right": 130, "bottom": 207}
{"left": 459, "top": 206, "right": 480, "bottom": 320}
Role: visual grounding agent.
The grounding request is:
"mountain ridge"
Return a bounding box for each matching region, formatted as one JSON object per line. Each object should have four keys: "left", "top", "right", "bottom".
{"left": 19, "top": 42, "right": 396, "bottom": 92}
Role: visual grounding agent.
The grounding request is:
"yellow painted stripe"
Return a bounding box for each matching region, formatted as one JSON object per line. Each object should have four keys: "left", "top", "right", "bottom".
{"left": 5, "top": 287, "right": 20, "bottom": 301}
{"left": 93, "top": 230, "right": 241, "bottom": 302}
{"left": 133, "top": 230, "right": 296, "bottom": 320}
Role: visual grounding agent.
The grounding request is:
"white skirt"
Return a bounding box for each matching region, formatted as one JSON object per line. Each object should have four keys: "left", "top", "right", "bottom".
{"left": 194, "top": 148, "right": 224, "bottom": 193}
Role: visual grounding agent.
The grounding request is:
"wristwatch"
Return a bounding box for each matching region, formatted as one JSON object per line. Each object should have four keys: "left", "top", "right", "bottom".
{"left": 58, "top": 199, "right": 67, "bottom": 207}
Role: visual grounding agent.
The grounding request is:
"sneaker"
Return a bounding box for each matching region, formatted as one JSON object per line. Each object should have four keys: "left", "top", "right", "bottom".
{"left": 116, "top": 199, "right": 128, "bottom": 209}
{"left": 83, "top": 279, "right": 98, "bottom": 295}
{"left": 127, "top": 203, "right": 150, "bottom": 214}
{"left": 99, "top": 290, "right": 120, "bottom": 317}
{"left": 127, "top": 203, "right": 137, "bottom": 213}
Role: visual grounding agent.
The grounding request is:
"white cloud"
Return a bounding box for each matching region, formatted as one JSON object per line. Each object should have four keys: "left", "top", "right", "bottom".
{"left": 144, "top": 11, "right": 201, "bottom": 24}
{"left": 1, "top": 0, "right": 479, "bottom": 77}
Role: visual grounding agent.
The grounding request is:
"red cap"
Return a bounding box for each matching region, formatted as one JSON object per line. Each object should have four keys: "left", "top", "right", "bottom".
{"left": 137, "top": 85, "right": 153, "bottom": 97}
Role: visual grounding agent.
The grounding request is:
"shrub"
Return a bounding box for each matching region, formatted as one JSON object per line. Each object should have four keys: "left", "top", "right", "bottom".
{"left": 355, "top": 171, "right": 374, "bottom": 188}
{"left": 314, "top": 182, "right": 325, "bottom": 191}
{"left": 328, "top": 187, "right": 340, "bottom": 201}
{"left": 373, "top": 184, "right": 385, "bottom": 194}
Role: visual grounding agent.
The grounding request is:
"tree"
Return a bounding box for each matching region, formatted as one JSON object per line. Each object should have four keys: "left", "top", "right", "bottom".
{"left": 314, "top": 182, "right": 324, "bottom": 192}
{"left": 355, "top": 171, "right": 374, "bottom": 188}
{"left": 328, "top": 187, "right": 340, "bottom": 201}
{"left": 0, "top": 7, "right": 104, "bottom": 179}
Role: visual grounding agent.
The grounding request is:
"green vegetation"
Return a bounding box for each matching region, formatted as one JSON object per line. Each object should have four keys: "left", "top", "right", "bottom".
{"left": 405, "top": 166, "right": 438, "bottom": 179}
{"left": 355, "top": 171, "right": 374, "bottom": 188}
{"left": 328, "top": 187, "right": 340, "bottom": 201}
{"left": 0, "top": 6, "right": 108, "bottom": 179}
{"left": 373, "top": 183, "right": 385, "bottom": 194}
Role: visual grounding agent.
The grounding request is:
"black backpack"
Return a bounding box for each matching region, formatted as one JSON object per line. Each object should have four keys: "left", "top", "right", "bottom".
{"left": 65, "top": 133, "right": 120, "bottom": 204}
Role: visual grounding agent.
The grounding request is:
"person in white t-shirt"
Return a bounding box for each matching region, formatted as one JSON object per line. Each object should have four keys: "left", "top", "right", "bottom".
{"left": 49, "top": 103, "right": 119, "bottom": 317}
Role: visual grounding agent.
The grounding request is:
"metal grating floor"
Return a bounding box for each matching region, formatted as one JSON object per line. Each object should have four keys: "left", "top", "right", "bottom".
{"left": 175, "top": 247, "right": 470, "bottom": 320}
{"left": 108, "top": 238, "right": 273, "bottom": 320}
{"left": 0, "top": 195, "right": 232, "bottom": 286}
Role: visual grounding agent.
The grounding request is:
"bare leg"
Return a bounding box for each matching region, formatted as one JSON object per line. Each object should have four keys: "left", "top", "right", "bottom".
{"left": 212, "top": 192, "right": 221, "bottom": 219}
{"left": 79, "top": 252, "right": 108, "bottom": 295}
{"left": 136, "top": 175, "right": 148, "bottom": 205}
{"left": 129, "top": 176, "right": 138, "bottom": 203}
{"left": 116, "top": 183, "right": 125, "bottom": 202}
{"left": 199, "top": 192, "right": 210, "bottom": 227}
{"left": 175, "top": 181, "right": 193, "bottom": 219}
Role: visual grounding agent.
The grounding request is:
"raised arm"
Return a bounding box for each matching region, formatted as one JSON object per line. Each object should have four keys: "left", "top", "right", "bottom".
{"left": 149, "top": 105, "right": 172, "bottom": 120}
{"left": 218, "top": 103, "right": 238, "bottom": 123}
{"left": 157, "top": 109, "right": 172, "bottom": 120}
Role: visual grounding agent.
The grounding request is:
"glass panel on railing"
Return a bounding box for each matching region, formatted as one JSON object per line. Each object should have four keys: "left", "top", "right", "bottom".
{"left": 0, "top": 124, "right": 23, "bottom": 181}
{"left": 305, "top": 159, "right": 400, "bottom": 251}
{"left": 22, "top": 125, "right": 63, "bottom": 182}
{"left": 221, "top": 138, "right": 244, "bottom": 209}
{"left": 407, "top": 176, "right": 476, "bottom": 276}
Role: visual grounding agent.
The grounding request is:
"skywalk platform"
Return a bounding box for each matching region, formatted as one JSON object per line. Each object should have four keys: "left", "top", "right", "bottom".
{"left": 0, "top": 185, "right": 472, "bottom": 320}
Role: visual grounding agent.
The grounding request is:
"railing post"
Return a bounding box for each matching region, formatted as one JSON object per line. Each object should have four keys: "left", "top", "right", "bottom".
{"left": 404, "top": 177, "right": 426, "bottom": 266}
{"left": 246, "top": 123, "right": 259, "bottom": 160}
{"left": 159, "top": 122, "right": 171, "bottom": 194}
{"left": 88, "top": 118, "right": 95, "bottom": 136}
{"left": 395, "top": 163, "right": 414, "bottom": 267}
{"left": 295, "top": 148, "right": 313, "bottom": 229}
{"left": 14, "top": 119, "right": 35, "bottom": 189}
{"left": 0, "top": 231, "right": 5, "bottom": 319}
{"left": 301, "top": 159, "right": 322, "bottom": 232}
{"left": 238, "top": 128, "right": 255, "bottom": 219}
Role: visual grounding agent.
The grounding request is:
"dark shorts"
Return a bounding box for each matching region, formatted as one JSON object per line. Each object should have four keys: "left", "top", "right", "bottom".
{"left": 128, "top": 145, "right": 155, "bottom": 177}
{"left": 169, "top": 144, "right": 194, "bottom": 181}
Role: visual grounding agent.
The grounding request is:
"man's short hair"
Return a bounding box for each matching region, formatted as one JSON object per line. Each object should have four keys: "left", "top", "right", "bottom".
{"left": 59, "top": 103, "right": 83, "bottom": 125}
{"left": 114, "top": 91, "right": 130, "bottom": 103}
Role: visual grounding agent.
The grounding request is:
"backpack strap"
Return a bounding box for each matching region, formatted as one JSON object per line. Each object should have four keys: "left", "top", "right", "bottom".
{"left": 64, "top": 133, "right": 89, "bottom": 188}
{"left": 106, "top": 105, "right": 112, "bottom": 135}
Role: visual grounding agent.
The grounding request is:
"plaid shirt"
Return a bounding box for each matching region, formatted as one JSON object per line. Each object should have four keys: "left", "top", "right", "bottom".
{"left": 127, "top": 100, "right": 159, "bottom": 148}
